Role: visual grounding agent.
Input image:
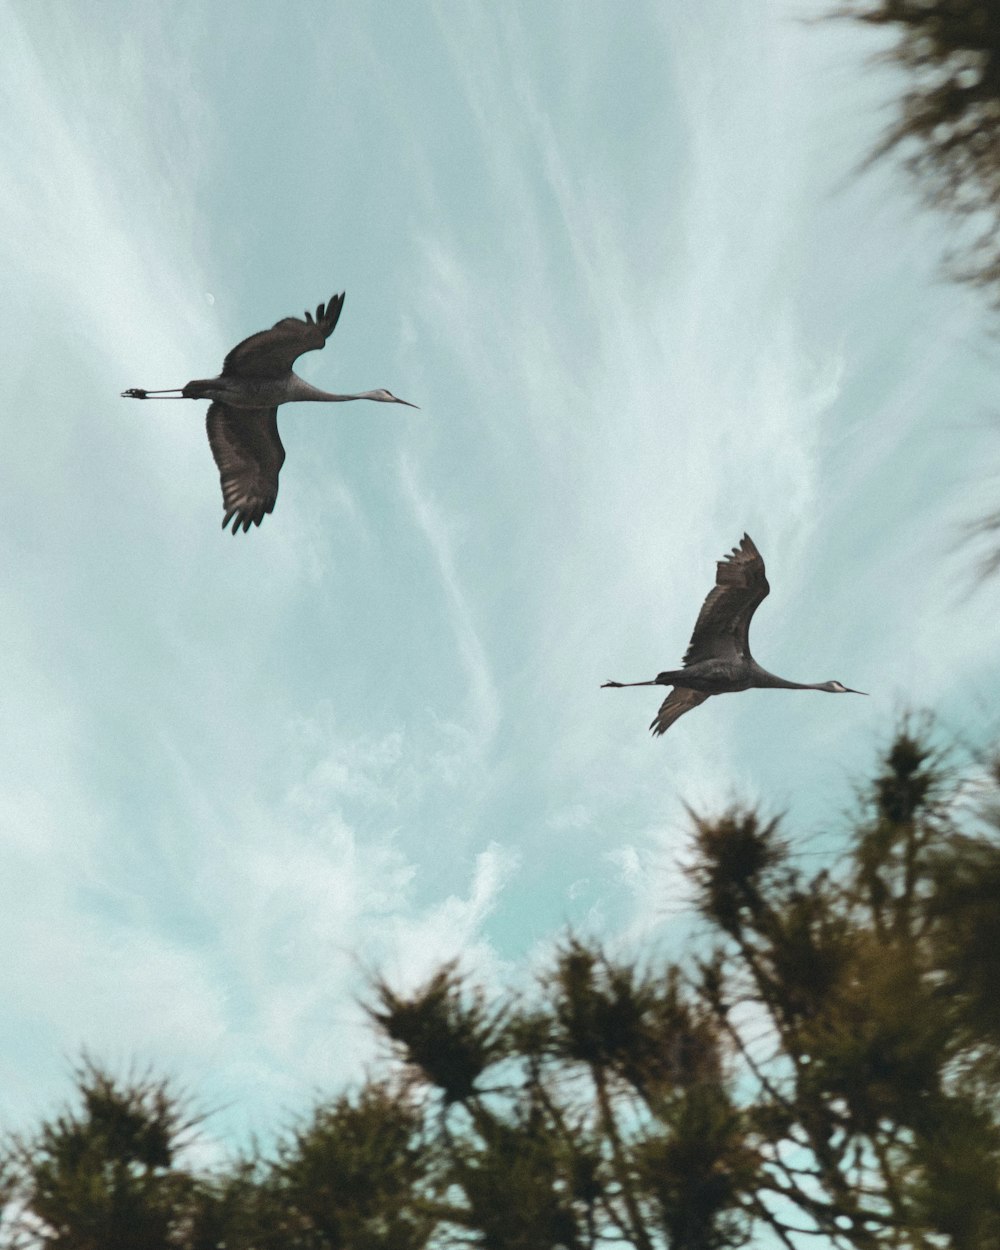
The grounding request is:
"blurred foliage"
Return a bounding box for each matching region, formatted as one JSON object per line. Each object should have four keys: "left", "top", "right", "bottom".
{"left": 251, "top": 1085, "right": 436, "bottom": 1250}
{"left": 0, "top": 1059, "right": 207, "bottom": 1250}
{"left": 368, "top": 961, "right": 507, "bottom": 1106}
{"left": 834, "top": 1, "right": 1000, "bottom": 295}
{"left": 831, "top": 2, "right": 1000, "bottom": 577}
{"left": 4, "top": 727, "right": 1000, "bottom": 1247}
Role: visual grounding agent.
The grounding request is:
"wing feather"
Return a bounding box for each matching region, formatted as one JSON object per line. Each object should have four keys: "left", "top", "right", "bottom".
{"left": 649, "top": 689, "right": 710, "bottom": 737}
{"left": 221, "top": 292, "right": 345, "bottom": 380}
{"left": 682, "top": 534, "right": 769, "bottom": 667}
{"left": 206, "top": 402, "right": 286, "bottom": 534}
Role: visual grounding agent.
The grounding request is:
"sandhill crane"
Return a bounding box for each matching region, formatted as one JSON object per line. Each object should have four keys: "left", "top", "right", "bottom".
{"left": 122, "top": 293, "right": 417, "bottom": 533}
{"left": 602, "top": 534, "right": 867, "bottom": 737}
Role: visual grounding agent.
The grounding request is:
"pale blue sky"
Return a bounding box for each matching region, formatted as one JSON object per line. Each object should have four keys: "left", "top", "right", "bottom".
{"left": 2, "top": 0, "right": 1000, "bottom": 1147}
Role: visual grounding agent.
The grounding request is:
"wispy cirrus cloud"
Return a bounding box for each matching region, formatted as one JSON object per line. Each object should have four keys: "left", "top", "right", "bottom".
{"left": 394, "top": 0, "right": 1000, "bottom": 945}
{"left": 0, "top": 2, "right": 522, "bottom": 1137}
{"left": 398, "top": 452, "right": 500, "bottom": 746}
{"left": 4, "top": 0, "right": 1000, "bottom": 1154}
{"left": 402, "top": 2, "right": 853, "bottom": 840}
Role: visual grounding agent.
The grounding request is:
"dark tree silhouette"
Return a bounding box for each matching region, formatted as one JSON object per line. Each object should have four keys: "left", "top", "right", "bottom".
{"left": 835, "top": 1, "right": 1000, "bottom": 296}
{"left": 687, "top": 727, "right": 1000, "bottom": 1247}
{"left": 252, "top": 1085, "right": 436, "bottom": 1250}
{"left": 358, "top": 724, "right": 1000, "bottom": 1248}
{"left": 4, "top": 727, "right": 1000, "bottom": 1248}
{"left": 831, "top": 3, "right": 1000, "bottom": 577}
{"left": 0, "top": 1059, "right": 208, "bottom": 1250}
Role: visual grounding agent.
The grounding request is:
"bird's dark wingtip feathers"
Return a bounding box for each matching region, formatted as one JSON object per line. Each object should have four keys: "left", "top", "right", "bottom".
{"left": 717, "top": 533, "right": 763, "bottom": 577}
{"left": 223, "top": 511, "right": 257, "bottom": 535}
{"left": 319, "top": 292, "right": 346, "bottom": 335}
{"left": 303, "top": 292, "right": 345, "bottom": 333}
{"left": 222, "top": 503, "right": 273, "bottom": 535}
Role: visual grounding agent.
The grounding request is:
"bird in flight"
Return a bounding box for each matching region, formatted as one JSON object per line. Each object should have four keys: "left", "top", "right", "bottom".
{"left": 122, "top": 293, "right": 417, "bottom": 533}
{"left": 602, "top": 534, "right": 866, "bottom": 737}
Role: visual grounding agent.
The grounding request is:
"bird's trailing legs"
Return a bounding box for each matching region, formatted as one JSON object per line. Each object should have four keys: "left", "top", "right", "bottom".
{"left": 121, "top": 388, "right": 186, "bottom": 399}
{"left": 602, "top": 679, "right": 657, "bottom": 688}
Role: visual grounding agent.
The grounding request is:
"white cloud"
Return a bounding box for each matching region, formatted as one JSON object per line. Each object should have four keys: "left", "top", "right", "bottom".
{"left": 166, "top": 708, "right": 522, "bottom": 1128}
{"left": 546, "top": 803, "right": 591, "bottom": 832}
{"left": 398, "top": 452, "right": 501, "bottom": 745}
{"left": 3, "top": 0, "right": 1000, "bottom": 1156}
{"left": 378, "top": 841, "right": 521, "bottom": 992}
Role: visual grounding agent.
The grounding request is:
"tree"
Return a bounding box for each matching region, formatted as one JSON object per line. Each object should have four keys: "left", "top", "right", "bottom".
{"left": 0, "top": 1059, "right": 208, "bottom": 1250}
{"left": 255, "top": 1084, "right": 437, "bottom": 1250}
{"left": 366, "top": 724, "right": 1000, "bottom": 1248}
{"left": 687, "top": 727, "right": 1000, "bottom": 1247}
{"left": 4, "top": 726, "right": 1000, "bottom": 1248}
{"left": 830, "top": 3, "right": 1000, "bottom": 577}
{"left": 834, "top": 1, "right": 1000, "bottom": 297}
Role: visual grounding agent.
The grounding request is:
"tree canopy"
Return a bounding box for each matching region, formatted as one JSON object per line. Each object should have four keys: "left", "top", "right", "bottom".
{"left": 835, "top": 1, "right": 1000, "bottom": 296}
{"left": 2, "top": 725, "right": 1000, "bottom": 1248}
{"left": 832, "top": 3, "right": 1000, "bottom": 575}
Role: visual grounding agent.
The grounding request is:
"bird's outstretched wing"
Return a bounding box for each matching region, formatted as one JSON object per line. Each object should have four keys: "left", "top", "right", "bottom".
{"left": 683, "top": 534, "right": 770, "bottom": 666}
{"left": 221, "top": 293, "right": 345, "bottom": 380}
{"left": 206, "top": 402, "right": 286, "bottom": 534}
{"left": 650, "top": 689, "right": 709, "bottom": 737}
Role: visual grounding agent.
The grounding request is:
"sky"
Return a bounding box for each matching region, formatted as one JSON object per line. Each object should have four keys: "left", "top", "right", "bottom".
{"left": 2, "top": 0, "right": 1000, "bottom": 1149}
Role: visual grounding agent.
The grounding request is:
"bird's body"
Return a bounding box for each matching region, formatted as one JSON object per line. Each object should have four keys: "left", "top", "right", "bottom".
{"left": 603, "top": 535, "right": 866, "bottom": 736}
{"left": 650, "top": 661, "right": 754, "bottom": 694}
{"left": 180, "top": 374, "right": 334, "bottom": 409}
{"left": 122, "top": 293, "right": 416, "bottom": 533}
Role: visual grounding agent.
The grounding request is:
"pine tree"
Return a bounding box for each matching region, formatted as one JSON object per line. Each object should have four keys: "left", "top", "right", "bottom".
{"left": 0, "top": 1059, "right": 207, "bottom": 1250}
{"left": 831, "top": 3, "right": 1000, "bottom": 576}
{"left": 835, "top": 1, "right": 1000, "bottom": 295}
{"left": 4, "top": 727, "right": 1000, "bottom": 1248}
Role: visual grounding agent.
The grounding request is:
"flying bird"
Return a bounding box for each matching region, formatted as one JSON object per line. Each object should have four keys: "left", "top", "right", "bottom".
{"left": 602, "top": 534, "right": 867, "bottom": 736}
{"left": 122, "top": 293, "right": 417, "bottom": 533}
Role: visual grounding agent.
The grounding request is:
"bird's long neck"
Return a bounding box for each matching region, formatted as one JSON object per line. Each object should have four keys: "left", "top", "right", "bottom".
{"left": 288, "top": 376, "right": 377, "bottom": 403}
{"left": 751, "top": 665, "right": 823, "bottom": 691}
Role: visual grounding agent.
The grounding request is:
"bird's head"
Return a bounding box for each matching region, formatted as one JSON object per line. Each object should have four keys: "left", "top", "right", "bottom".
{"left": 371, "top": 389, "right": 419, "bottom": 408}
{"left": 820, "top": 680, "right": 868, "bottom": 695}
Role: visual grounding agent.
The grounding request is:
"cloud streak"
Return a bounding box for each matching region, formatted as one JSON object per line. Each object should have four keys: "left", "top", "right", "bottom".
{"left": 398, "top": 452, "right": 501, "bottom": 745}
{"left": 3, "top": 0, "right": 1000, "bottom": 1152}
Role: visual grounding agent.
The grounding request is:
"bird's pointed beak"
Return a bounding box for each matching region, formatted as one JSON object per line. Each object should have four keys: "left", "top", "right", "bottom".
{"left": 847, "top": 688, "right": 868, "bottom": 695}
{"left": 395, "top": 397, "right": 420, "bottom": 409}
